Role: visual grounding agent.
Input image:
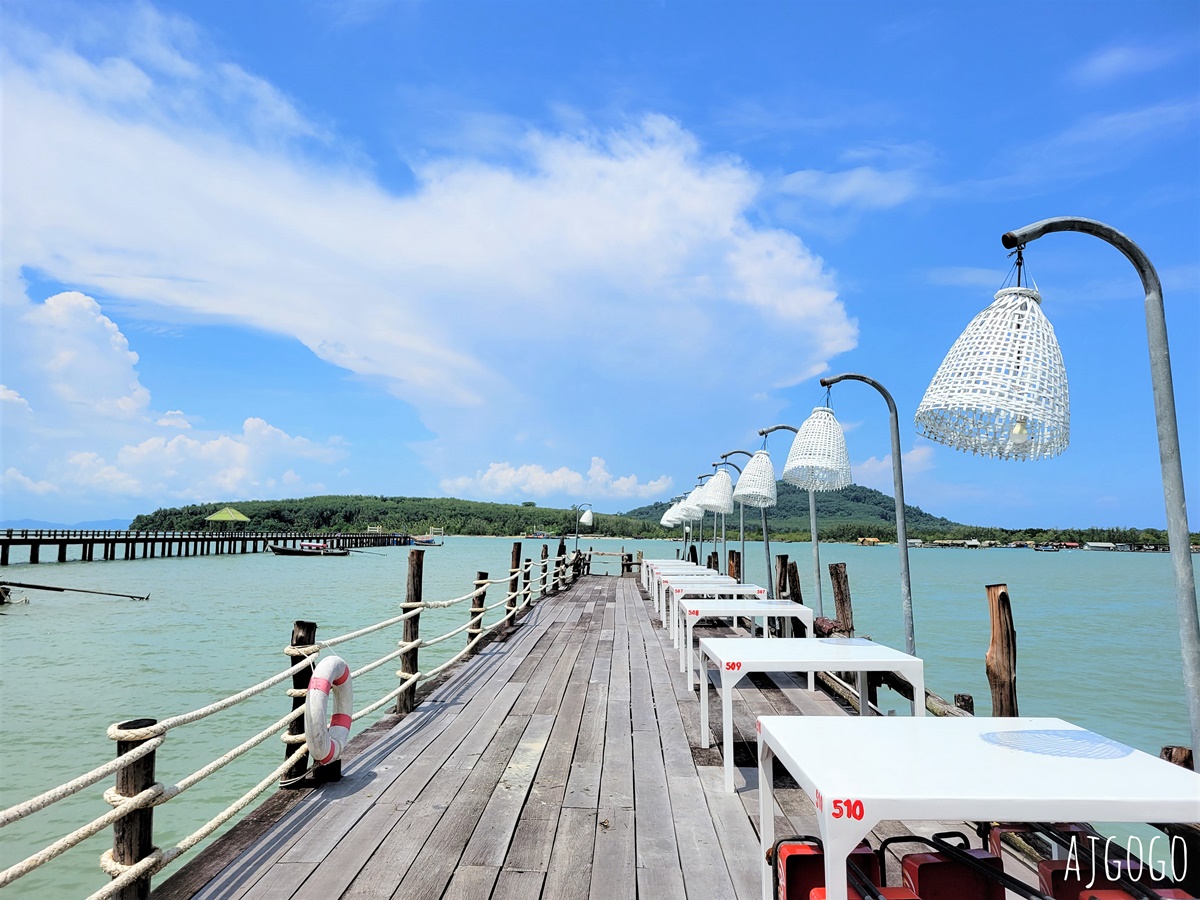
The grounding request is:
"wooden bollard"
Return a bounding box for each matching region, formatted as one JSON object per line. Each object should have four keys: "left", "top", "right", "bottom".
{"left": 829, "top": 562, "right": 854, "bottom": 636}
{"left": 775, "top": 554, "right": 789, "bottom": 599}
{"left": 522, "top": 558, "right": 532, "bottom": 606}
{"left": 1160, "top": 745, "right": 1195, "bottom": 770}
{"left": 112, "top": 717, "right": 158, "bottom": 900}
{"left": 467, "top": 571, "right": 487, "bottom": 655}
{"left": 540, "top": 545, "right": 549, "bottom": 598}
{"left": 283, "top": 621, "right": 317, "bottom": 786}
{"left": 687, "top": 544, "right": 697, "bottom": 564}
{"left": 787, "top": 561, "right": 805, "bottom": 636}
{"left": 556, "top": 538, "right": 567, "bottom": 589}
{"left": 985, "top": 583, "right": 1018, "bottom": 716}
{"left": 397, "top": 549, "right": 424, "bottom": 716}
{"left": 954, "top": 693, "right": 975, "bottom": 715}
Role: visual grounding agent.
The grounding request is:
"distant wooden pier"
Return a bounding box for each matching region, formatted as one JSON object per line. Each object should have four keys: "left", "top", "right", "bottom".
{"left": 0, "top": 529, "right": 410, "bottom": 566}
{"left": 154, "top": 574, "right": 971, "bottom": 900}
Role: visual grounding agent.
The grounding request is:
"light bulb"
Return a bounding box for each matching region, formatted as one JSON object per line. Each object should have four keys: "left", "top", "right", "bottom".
{"left": 1010, "top": 417, "right": 1030, "bottom": 445}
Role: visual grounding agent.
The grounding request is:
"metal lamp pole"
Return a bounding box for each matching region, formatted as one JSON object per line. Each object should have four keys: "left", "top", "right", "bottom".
{"left": 1002, "top": 216, "right": 1199, "bottom": 761}
{"left": 695, "top": 473, "right": 714, "bottom": 569}
{"left": 721, "top": 450, "right": 753, "bottom": 583}
{"left": 573, "top": 503, "right": 592, "bottom": 554}
{"left": 760, "top": 425, "right": 807, "bottom": 604}
{"left": 821, "top": 372, "right": 916, "bottom": 655}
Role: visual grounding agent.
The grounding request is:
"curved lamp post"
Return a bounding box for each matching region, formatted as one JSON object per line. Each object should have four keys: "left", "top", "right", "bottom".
{"left": 573, "top": 503, "right": 593, "bottom": 554}
{"left": 732, "top": 447, "right": 779, "bottom": 598}
{"left": 700, "top": 467, "right": 735, "bottom": 573}
{"left": 917, "top": 216, "right": 1199, "bottom": 762}
{"left": 759, "top": 424, "right": 805, "bottom": 607}
{"left": 694, "top": 473, "right": 715, "bottom": 568}
{"left": 821, "top": 372, "right": 916, "bottom": 655}
{"left": 718, "top": 453, "right": 749, "bottom": 579}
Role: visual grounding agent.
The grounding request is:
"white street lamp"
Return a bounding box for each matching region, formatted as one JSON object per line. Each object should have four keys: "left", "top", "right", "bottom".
{"left": 573, "top": 503, "right": 593, "bottom": 553}
{"left": 732, "top": 447, "right": 779, "bottom": 598}
{"left": 919, "top": 216, "right": 1199, "bottom": 762}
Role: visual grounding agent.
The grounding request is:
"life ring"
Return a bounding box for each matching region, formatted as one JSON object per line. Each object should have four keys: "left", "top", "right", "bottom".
{"left": 304, "top": 655, "right": 353, "bottom": 766}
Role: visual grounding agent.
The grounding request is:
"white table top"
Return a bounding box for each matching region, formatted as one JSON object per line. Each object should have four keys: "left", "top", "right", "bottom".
{"left": 756, "top": 716, "right": 1200, "bottom": 900}
{"left": 699, "top": 635, "right": 915, "bottom": 664}
{"left": 759, "top": 715, "right": 1200, "bottom": 823}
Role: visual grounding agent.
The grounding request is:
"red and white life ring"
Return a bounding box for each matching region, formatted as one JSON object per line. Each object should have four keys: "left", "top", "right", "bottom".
{"left": 305, "top": 655, "right": 353, "bottom": 766}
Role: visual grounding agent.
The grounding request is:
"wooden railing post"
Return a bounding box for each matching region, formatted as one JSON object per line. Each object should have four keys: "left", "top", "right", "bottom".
{"left": 283, "top": 621, "right": 317, "bottom": 786}
{"left": 774, "top": 554, "right": 789, "bottom": 599}
{"left": 522, "top": 558, "right": 532, "bottom": 606}
{"left": 540, "top": 545, "right": 549, "bottom": 598}
{"left": 397, "top": 549, "right": 424, "bottom": 716}
{"left": 985, "top": 583, "right": 1018, "bottom": 716}
{"left": 112, "top": 717, "right": 157, "bottom": 900}
{"left": 467, "top": 571, "right": 487, "bottom": 656}
{"left": 507, "top": 541, "right": 522, "bottom": 620}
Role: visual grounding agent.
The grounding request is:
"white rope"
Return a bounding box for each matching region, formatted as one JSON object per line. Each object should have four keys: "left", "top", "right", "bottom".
{"left": 0, "top": 737, "right": 164, "bottom": 828}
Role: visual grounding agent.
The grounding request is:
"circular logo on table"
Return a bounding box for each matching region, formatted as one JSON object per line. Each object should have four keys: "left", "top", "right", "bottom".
{"left": 980, "top": 729, "right": 1133, "bottom": 759}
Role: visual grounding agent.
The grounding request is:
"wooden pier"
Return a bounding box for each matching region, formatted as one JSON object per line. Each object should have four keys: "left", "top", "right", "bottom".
{"left": 155, "top": 574, "right": 972, "bottom": 900}
{"left": 0, "top": 529, "right": 409, "bottom": 566}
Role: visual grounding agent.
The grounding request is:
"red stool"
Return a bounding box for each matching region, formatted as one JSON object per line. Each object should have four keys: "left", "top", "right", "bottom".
{"left": 775, "top": 839, "right": 881, "bottom": 900}
{"left": 900, "top": 849, "right": 1005, "bottom": 900}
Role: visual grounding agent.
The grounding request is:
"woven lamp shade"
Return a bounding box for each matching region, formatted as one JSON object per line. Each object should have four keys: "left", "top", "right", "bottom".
{"left": 660, "top": 505, "right": 678, "bottom": 527}
{"left": 732, "top": 450, "right": 777, "bottom": 509}
{"left": 915, "top": 286, "right": 1069, "bottom": 461}
{"left": 678, "top": 486, "right": 706, "bottom": 520}
{"left": 699, "top": 469, "right": 735, "bottom": 514}
{"left": 578, "top": 508, "right": 594, "bottom": 527}
{"left": 782, "top": 407, "right": 852, "bottom": 491}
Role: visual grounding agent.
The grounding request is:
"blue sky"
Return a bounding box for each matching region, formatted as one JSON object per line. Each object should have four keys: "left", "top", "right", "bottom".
{"left": 1, "top": 0, "right": 1197, "bottom": 529}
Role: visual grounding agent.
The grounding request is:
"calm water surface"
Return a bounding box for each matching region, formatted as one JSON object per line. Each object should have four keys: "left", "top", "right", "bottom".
{"left": 2, "top": 537, "right": 1194, "bottom": 895}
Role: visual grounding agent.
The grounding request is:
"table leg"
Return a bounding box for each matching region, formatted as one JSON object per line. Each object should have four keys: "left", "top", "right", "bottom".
{"left": 911, "top": 665, "right": 926, "bottom": 717}
{"left": 758, "top": 738, "right": 775, "bottom": 900}
{"left": 808, "top": 666, "right": 818, "bottom": 693}
{"left": 857, "top": 671, "right": 869, "bottom": 716}
{"left": 723, "top": 674, "right": 735, "bottom": 792}
{"left": 681, "top": 617, "right": 691, "bottom": 676}
{"left": 700, "top": 654, "right": 710, "bottom": 748}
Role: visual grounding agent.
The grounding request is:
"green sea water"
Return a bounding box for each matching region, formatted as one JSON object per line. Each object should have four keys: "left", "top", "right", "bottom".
{"left": 1, "top": 536, "right": 1194, "bottom": 896}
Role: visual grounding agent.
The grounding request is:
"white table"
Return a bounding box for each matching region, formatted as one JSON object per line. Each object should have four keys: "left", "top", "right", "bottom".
{"left": 641, "top": 559, "right": 697, "bottom": 591}
{"left": 701, "top": 637, "right": 920, "bottom": 792}
{"left": 660, "top": 575, "right": 736, "bottom": 633}
{"left": 681, "top": 597, "right": 815, "bottom": 683}
{"left": 650, "top": 565, "right": 712, "bottom": 615}
{"left": 756, "top": 715, "right": 1200, "bottom": 900}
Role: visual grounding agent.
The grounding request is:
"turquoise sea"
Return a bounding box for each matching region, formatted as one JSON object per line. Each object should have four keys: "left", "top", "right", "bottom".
{"left": 1, "top": 536, "right": 1195, "bottom": 896}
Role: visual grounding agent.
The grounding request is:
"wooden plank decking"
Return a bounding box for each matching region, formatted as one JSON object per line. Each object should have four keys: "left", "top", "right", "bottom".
{"left": 158, "top": 574, "right": 956, "bottom": 900}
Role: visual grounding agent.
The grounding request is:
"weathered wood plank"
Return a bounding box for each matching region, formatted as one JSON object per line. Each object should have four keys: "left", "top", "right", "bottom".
{"left": 491, "top": 868, "right": 547, "bottom": 900}
{"left": 636, "top": 865, "right": 688, "bottom": 900}
{"left": 542, "top": 807, "right": 596, "bottom": 899}
{"left": 387, "top": 714, "right": 530, "bottom": 898}
{"left": 441, "top": 865, "right": 499, "bottom": 900}
{"left": 287, "top": 804, "right": 408, "bottom": 899}
{"left": 631, "top": 730, "right": 679, "bottom": 870}
{"left": 459, "top": 713, "right": 555, "bottom": 866}
{"left": 698, "top": 765, "right": 768, "bottom": 900}
{"left": 666, "top": 773, "right": 738, "bottom": 900}
{"left": 589, "top": 807, "right": 636, "bottom": 900}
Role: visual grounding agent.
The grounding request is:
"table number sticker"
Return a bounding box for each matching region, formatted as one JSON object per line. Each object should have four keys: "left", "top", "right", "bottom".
{"left": 724, "top": 661, "right": 742, "bottom": 671}
{"left": 831, "top": 799, "right": 865, "bottom": 820}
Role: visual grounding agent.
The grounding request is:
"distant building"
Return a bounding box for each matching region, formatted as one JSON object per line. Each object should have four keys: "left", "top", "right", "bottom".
{"left": 1083, "top": 541, "right": 1116, "bottom": 551}
{"left": 857, "top": 537, "right": 881, "bottom": 546}
{"left": 907, "top": 538, "right": 923, "bottom": 548}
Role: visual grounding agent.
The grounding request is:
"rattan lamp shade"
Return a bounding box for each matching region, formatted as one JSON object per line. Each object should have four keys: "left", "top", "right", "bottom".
{"left": 782, "top": 407, "right": 852, "bottom": 491}
{"left": 678, "top": 486, "right": 706, "bottom": 520}
{"left": 578, "top": 508, "right": 594, "bottom": 527}
{"left": 915, "top": 286, "right": 1069, "bottom": 461}
{"left": 732, "top": 450, "right": 777, "bottom": 509}
{"left": 699, "top": 469, "right": 734, "bottom": 514}
{"left": 660, "top": 505, "right": 678, "bottom": 527}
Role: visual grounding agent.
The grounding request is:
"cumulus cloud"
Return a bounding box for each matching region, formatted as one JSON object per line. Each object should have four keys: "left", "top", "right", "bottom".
{"left": 156, "top": 410, "right": 192, "bottom": 428}
{"left": 442, "top": 456, "right": 672, "bottom": 499}
{"left": 3, "top": 467, "right": 60, "bottom": 495}
{"left": 1, "top": 7, "right": 860, "bottom": 512}
{"left": 1, "top": 385, "right": 32, "bottom": 412}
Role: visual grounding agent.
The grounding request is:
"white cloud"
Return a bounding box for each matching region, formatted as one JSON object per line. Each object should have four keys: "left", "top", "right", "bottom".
{"left": 3, "top": 467, "right": 60, "bottom": 495}
{"left": 1068, "top": 44, "right": 1183, "bottom": 86}
{"left": 1, "top": 385, "right": 32, "bottom": 412}
{"left": 442, "top": 456, "right": 672, "bottom": 500}
{"left": 780, "top": 166, "right": 922, "bottom": 210}
{"left": 1, "top": 9, "right": 859, "bottom": 514}
{"left": 852, "top": 445, "right": 936, "bottom": 492}
{"left": 156, "top": 410, "right": 192, "bottom": 429}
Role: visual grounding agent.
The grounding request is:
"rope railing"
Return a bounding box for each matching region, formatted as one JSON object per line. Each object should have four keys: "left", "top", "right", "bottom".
{"left": 1, "top": 543, "right": 585, "bottom": 897}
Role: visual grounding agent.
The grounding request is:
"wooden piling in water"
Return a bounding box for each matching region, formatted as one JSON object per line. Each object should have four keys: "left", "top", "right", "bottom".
{"left": 540, "top": 545, "right": 549, "bottom": 598}
{"left": 985, "top": 583, "right": 1019, "bottom": 716}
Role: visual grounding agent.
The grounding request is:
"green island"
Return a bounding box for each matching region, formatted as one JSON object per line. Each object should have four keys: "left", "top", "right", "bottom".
{"left": 129, "top": 484, "right": 1187, "bottom": 547}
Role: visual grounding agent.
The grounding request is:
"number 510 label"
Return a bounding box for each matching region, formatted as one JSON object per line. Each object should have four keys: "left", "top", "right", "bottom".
{"left": 831, "top": 799, "right": 865, "bottom": 820}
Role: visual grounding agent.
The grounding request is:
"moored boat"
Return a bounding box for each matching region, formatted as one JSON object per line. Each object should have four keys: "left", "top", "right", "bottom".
{"left": 268, "top": 542, "right": 350, "bottom": 557}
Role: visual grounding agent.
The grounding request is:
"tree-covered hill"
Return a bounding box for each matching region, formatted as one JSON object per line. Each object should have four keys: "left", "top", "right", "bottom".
{"left": 130, "top": 486, "right": 1178, "bottom": 546}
